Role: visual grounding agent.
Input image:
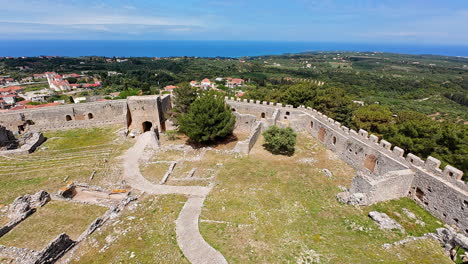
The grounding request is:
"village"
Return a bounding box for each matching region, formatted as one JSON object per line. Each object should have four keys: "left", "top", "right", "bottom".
{"left": 0, "top": 72, "right": 247, "bottom": 111}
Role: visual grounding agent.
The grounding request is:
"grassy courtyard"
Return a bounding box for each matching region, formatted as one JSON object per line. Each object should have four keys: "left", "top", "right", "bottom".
{"left": 0, "top": 125, "right": 132, "bottom": 204}
{"left": 199, "top": 133, "right": 450, "bottom": 264}
{"left": 69, "top": 195, "right": 189, "bottom": 264}
{"left": 0, "top": 200, "right": 107, "bottom": 250}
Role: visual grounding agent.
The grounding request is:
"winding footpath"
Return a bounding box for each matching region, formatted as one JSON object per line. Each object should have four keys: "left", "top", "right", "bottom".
{"left": 122, "top": 132, "right": 228, "bottom": 264}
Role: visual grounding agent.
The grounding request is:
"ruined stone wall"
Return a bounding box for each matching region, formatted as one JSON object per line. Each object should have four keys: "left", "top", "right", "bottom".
{"left": 0, "top": 126, "right": 14, "bottom": 147}
{"left": 0, "top": 100, "right": 128, "bottom": 133}
{"left": 233, "top": 112, "right": 257, "bottom": 132}
{"left": 225, "top": 97, "right": 468, "bottom": 235}
{"left": 0, "top": 96, "right": 171, "bottom": 135}
{"left": 127, "top": 95, "right": 162, "bottom": 133}
{"left": 233, "top": 121, "right": 264, "bottom": 154}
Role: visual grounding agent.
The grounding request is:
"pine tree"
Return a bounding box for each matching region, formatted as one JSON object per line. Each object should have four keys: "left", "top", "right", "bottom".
{"left": 172, "top": 85, "right": 197, "bottom": 124}
{"left": 179, "top": 94, "right": 235, "bottom": 143}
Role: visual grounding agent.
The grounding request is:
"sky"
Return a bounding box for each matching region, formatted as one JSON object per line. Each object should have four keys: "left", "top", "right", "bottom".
{"left": 0, "top": 0, "right": 467, "bottom": 45}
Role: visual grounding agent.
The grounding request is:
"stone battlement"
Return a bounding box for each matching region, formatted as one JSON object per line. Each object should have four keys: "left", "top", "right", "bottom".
{"left": 225, "top": 96, "right": 467, "bottom": 234}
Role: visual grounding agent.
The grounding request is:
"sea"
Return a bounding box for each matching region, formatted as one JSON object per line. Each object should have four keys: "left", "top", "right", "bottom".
{"left": 0, "top": 40, "right": 467, "bottom": 58}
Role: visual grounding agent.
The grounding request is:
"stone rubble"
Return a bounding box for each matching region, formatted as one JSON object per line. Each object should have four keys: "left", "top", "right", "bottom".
{"left": 368, "top": 211, "right": 405, "bottom": 233}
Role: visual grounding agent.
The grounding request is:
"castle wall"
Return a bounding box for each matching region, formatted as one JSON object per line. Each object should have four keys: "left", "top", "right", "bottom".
{"left": 126, "top": 95, "right": 162, "bottom": 133}
{"left": 0, "top": 95, "right": 171, "bottom": 135}
{"left": 0, "top": 100, "right": 128, "bottom": 133}
{"left": 225, "top": 97, "right": 467, "bottom": 235}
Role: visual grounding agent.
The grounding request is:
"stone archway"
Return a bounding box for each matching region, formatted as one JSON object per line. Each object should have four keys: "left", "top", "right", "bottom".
{"left": 142, "top": 121, "right": 153, "bottom": 132}
{"left": 318, "top": 127, "right": 326, "bottom": 142}
{"left": 364, "top": 154, "right": 377, "bottom": 172}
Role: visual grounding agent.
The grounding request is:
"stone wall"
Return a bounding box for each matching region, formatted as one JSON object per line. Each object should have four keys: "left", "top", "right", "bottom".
{"left": 233, "top": 121, "right": 264, "bottom": 154}
{"left": 225, "top": 97, "right": 468, "bottom": 235}
{"left": 0, "top": 100, "right": 128, "bottom": 133}
{"left": 0, "top": 132, "right": 46, "bottom": 156}
{"left": 0, "top": 95, "right": 171, "bottom": 135}
{"left": 0, "top": 126, "right": 15, "bottom": 147}
{"left": 126, "top": 95, "right": 162, "bottom": 133}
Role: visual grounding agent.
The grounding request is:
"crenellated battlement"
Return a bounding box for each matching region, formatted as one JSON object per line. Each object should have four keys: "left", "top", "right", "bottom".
{"left": 225, "top": 97, "right": 467, "bottom": 234}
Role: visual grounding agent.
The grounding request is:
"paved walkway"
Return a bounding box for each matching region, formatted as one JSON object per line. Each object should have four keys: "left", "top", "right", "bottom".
{"left": 176, "top": 196, "right": 228, "bottom": 264}
{"left": 122, "top": 132, "right": 210, "bottom": 197}
{"left": 122, "top": 132, "right": 227, "bottom": 263}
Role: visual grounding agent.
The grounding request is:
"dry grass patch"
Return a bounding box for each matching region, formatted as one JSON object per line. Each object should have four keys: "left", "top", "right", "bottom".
{"left": 0, "top": 200, "right": 107, "bottom": 251}
{"left": 0, "top": 125, "right": 131, "bottom": 204}
{"left": 0, "top": 216, "right": 9, "bottom": 227}
{"left": 200, "top": 133, "right": 451, "bottom": 263}
{"left": 69, "top": 195, "right": 189, "bottom": 264}
{"left": 140, "top": 162, "right": 170, "bottom": 183}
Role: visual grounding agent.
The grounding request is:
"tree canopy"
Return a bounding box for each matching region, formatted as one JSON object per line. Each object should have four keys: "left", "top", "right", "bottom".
{"left": 178, "top": 94, "right": 235, "bottom": 144}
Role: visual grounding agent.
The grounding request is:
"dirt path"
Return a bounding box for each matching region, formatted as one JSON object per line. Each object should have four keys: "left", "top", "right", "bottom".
{"left": 122, "top": 132, "right": 227, "bottom": 263}
{"left": 176, "top": 196, "right": 228, "bottom": 264}
{"left": 122, "top": 132, "right": 210, "bottom": 197}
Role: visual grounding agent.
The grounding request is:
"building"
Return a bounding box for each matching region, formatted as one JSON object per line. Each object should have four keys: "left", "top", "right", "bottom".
{"left": 164, "top": 85, "right": 179, "bottom": 93}
{"left": 62, "top": 73, "right": 81, "bottom": 78}
{"left": 201, "top": 79, "right": 213, "bottom": 89}
{"left": 226, "top": 78, "right": 245, "bottom": 89}
{"left": 0, "top": 94, "right": 16, "bottom": 105}
{"left": 0, "top": 86, "right": 24, "bottom": 95}
{"left": 50, "top": 80, "right": 72, "bottom": 92}
{"left": 33, "top": 74, "right": 46, "bottom": 79}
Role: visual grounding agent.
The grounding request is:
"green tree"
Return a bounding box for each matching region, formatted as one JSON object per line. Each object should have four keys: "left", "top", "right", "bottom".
{"left": 172, "top": 84, "right": 197, "bottom": 124}
{"left": 281, "top": 83, "right": 317, "bottom": 107}
{"left": 352, "top": 104, "right": 395, "bottom": 136}
{"left": 179, "top": 94, "right": 235, "bottom": 144}
{"left": 313, "top": 87, "right": 355, "bottom": 126}
{"left": 262, "top": 126, "right": 297, "bottom": 156}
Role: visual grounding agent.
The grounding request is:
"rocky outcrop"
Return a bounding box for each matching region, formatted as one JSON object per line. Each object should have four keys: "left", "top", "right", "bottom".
{"left": 368, "top": 211, "right": 405, "bottom": 233}
{"left": 33, "top": 233, "right": 75, "bottom": 264}
{"left": 0, "top": 191, "right": 50, "bottom": 238}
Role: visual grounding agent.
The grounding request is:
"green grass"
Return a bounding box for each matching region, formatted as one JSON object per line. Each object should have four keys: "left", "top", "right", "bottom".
{"left": 199, "top": 133, "right": 451, "bottom": 264}
{"left": 22, "top": 83, "right": 49, "bottom": 92}
{"left": 0, "top": 201, "right": 107, "bottom": 250}
{"left": 69, "top": 195, "right": 189, "bottom": 264}
{"left": 0, "top": 125, "right": 132, "bottom": 204}
{"left": 43, "top": 126, "right": 121, "bottom": 150}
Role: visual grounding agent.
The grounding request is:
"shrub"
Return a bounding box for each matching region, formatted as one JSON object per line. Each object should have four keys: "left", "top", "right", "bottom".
{"left": 262, "top": 126, "right": 297, "bottom": 155}
{"left": 179, "top": 94, "right": 235, "bottom": 144}
{"left": 165, "top": 130, "right": 178, "bottom": 141}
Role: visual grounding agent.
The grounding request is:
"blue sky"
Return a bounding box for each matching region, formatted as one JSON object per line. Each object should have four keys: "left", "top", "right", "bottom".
{"left": 0, "top": 0, "right": 467, "bottom": 45}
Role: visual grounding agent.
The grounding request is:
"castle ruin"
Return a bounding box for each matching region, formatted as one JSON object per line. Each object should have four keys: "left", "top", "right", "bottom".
{"left": 0, "top": 94, "right": 466, "bottom": 238}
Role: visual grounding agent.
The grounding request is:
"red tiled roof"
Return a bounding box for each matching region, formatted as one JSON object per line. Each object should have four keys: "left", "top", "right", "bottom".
{"left": 202, "top": 78, "right": 210, "bottom": 82}
{"left": 164, "top": 85, "right": 179, "bottom": 90}
{"left": 17, "top": 100, "right": 31, "bottom": 105}
{"left": 0, "top": 86, "right": 23, "bottom": 93}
